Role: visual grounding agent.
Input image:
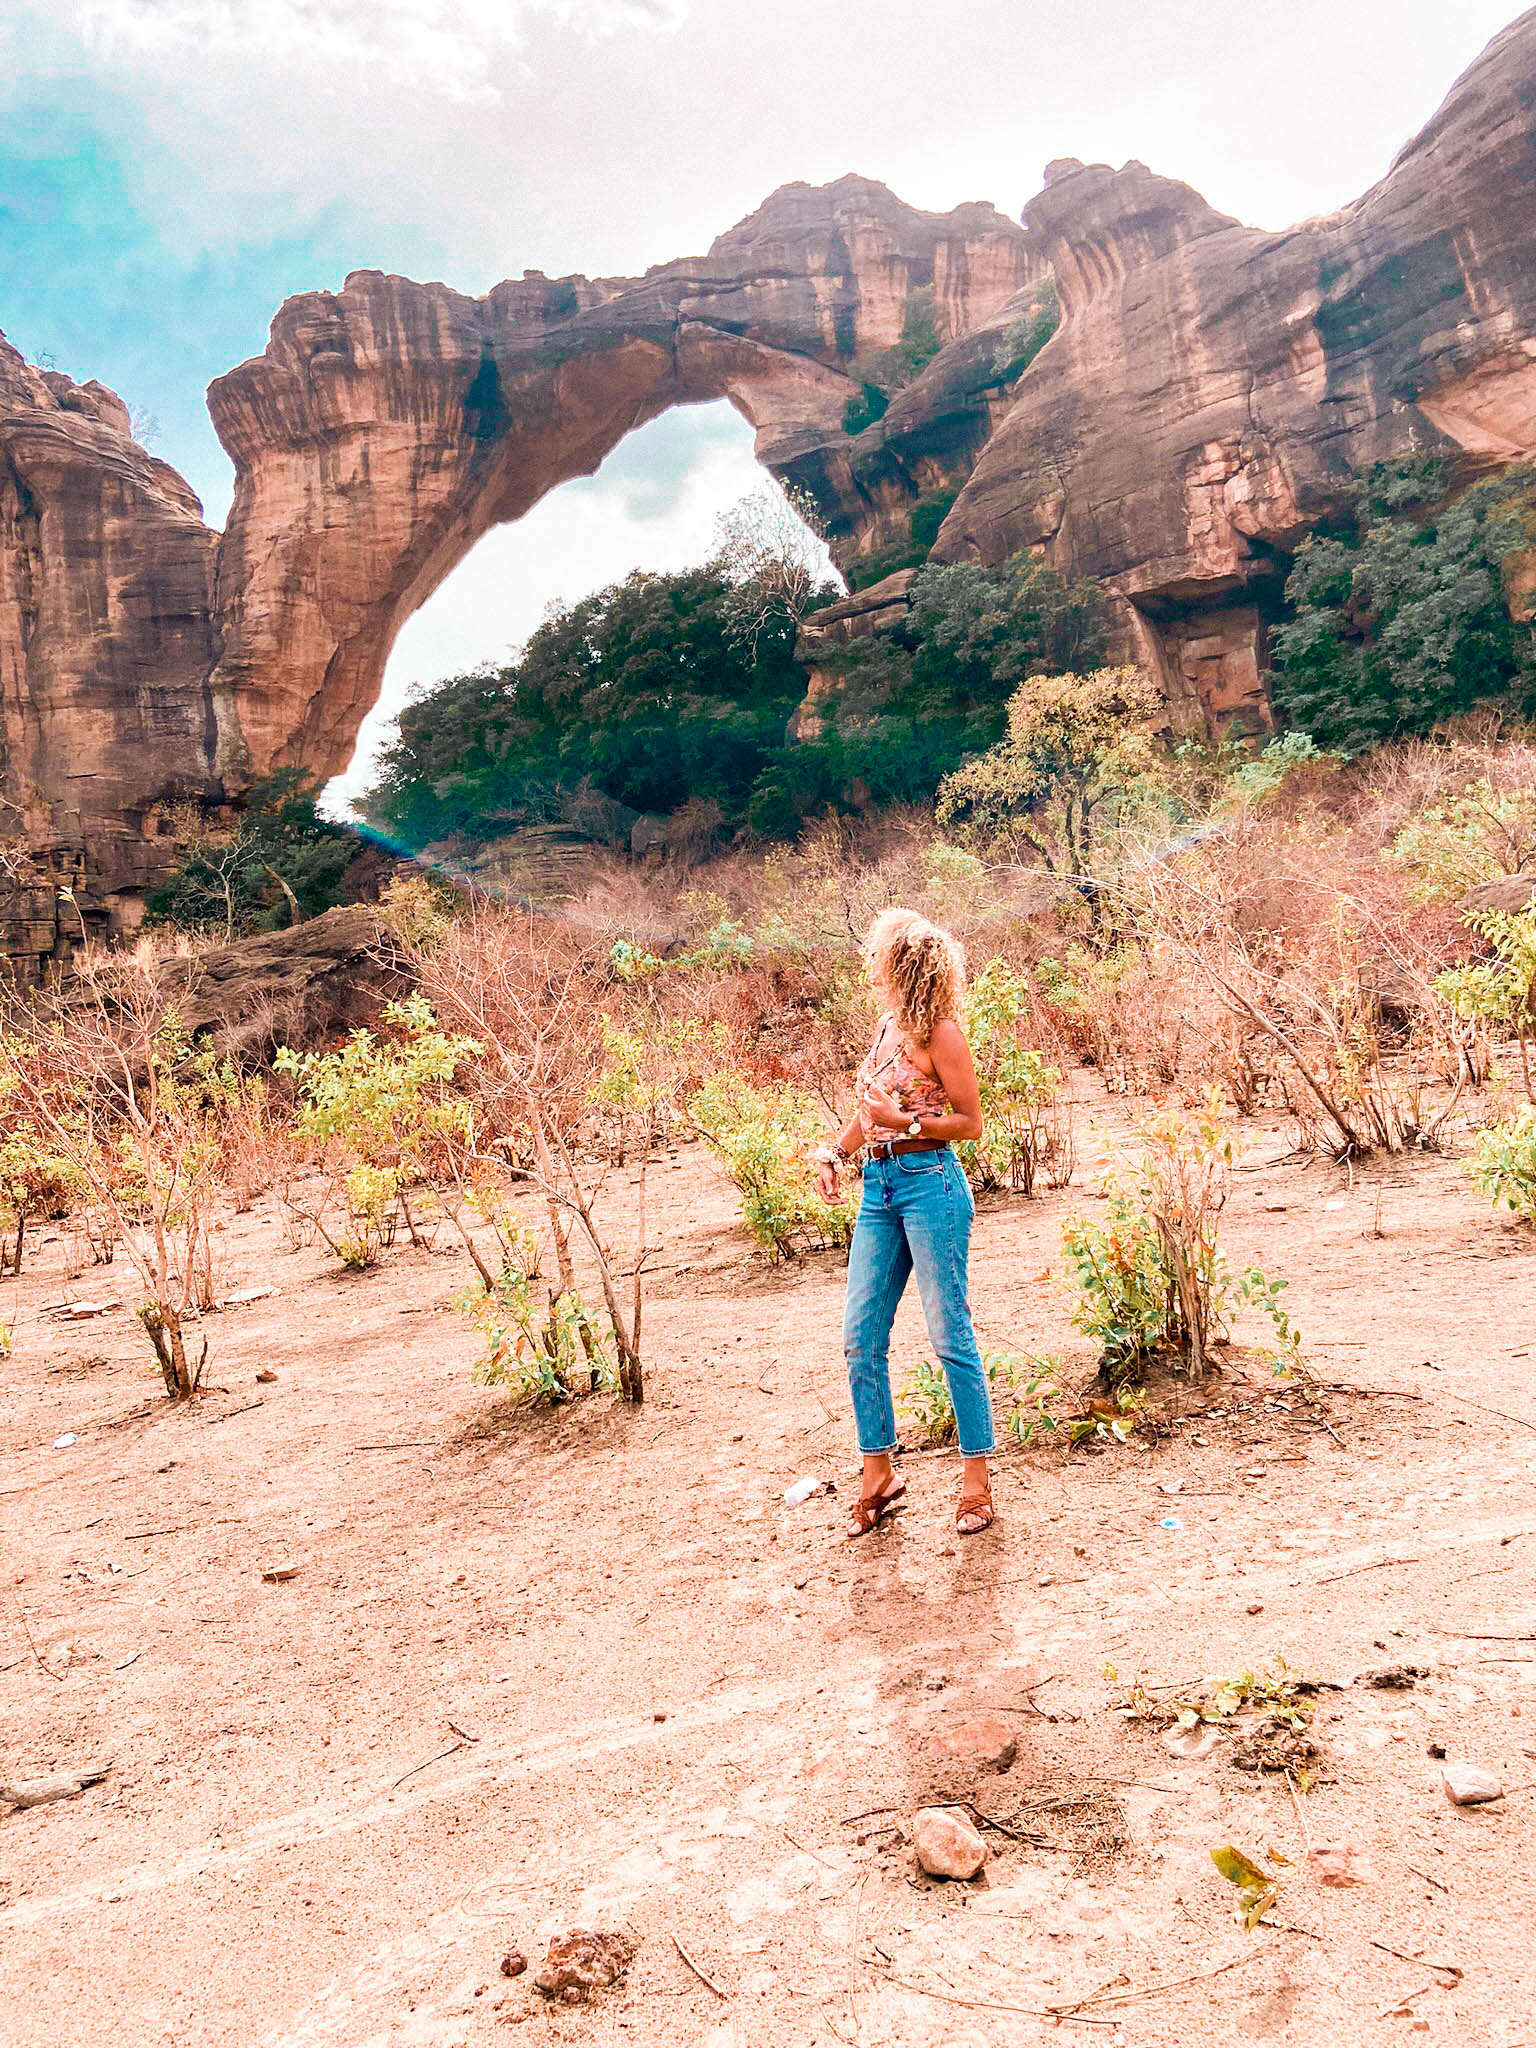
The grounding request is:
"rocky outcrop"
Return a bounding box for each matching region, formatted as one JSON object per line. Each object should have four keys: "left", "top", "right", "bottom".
{"left": 5, "top": 12, "right": 1536, "bottom": 961}
{"left": 933, "top": 11, "right": 1536, "bottom": 726}
{"left": 0, "top": 337, "right": 225, "bottom": 967}
{"left": 153, "top": 903, "right": 400, "bottom": 1054}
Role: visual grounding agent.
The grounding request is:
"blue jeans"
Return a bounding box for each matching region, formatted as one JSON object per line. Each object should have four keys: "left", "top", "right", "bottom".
{"left": 843, "top": 1148, "right": 996, "bottom": 1459}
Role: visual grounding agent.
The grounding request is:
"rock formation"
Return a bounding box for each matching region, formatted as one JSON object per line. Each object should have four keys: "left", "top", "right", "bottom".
{"left": 932, "top": 7, "right": 1536, "bottom": 727}
{"left": 4, "top": 10, "right": 1536, "bottom": 964}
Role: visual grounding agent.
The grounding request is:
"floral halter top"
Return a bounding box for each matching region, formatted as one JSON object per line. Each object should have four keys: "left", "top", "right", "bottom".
{"left": 855, "top": 1010, "right": 950, "bottom": 1147}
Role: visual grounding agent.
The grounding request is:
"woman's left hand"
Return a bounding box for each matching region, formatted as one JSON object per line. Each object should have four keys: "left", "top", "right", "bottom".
{"left": 860, "top": 1082, "right": 910, "bottom": 1132}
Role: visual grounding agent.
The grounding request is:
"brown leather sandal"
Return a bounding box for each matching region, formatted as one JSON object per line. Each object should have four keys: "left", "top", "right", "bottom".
{"left": 956, "top": 1487, "right": 994, "bottom": 1535}
{"left": 846, "top": 1476, "right": 907, "bottom": 1539}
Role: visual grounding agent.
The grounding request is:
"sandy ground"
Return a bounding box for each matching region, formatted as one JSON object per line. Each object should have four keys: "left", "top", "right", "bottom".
{"left": 3, "top": 1093, "right": 1536, "bottom": 2048}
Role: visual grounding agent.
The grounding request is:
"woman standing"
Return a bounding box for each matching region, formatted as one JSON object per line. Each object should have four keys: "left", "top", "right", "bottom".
{"left": 814, "top": 909, "right": 995, "bottom": 1540}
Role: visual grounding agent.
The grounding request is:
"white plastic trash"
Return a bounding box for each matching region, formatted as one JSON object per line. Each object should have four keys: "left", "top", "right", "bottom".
{"left": 52, "top": 1433, "right": 78, "bottom": 1449}
{"left": 783, "top": 1475, "right": 822, "bottom": 1508}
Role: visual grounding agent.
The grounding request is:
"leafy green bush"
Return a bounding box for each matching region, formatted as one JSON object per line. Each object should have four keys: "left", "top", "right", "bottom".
{"left": 936, "top": 666, "right": 1160, "bottom": 883}
{"left": 1467, "top": 1104, "right": 1536, "bottom": 1220}
{"left": 1388, "top": 778, "right": 1536, "bottom": 904}
{"left": 842, "top": 382, "right": 889, "bottom": 436}
{"left": 146, "top": 770, "right": 359, "bottom": 936}
{"left": 1061, "top": 1094, "right": 1300, "bottom": 1384}
{"left": 1271, "top": 460, "right": 1536, "bottom": 752}
{"left": 0, "top": 1122, "right": 82, "bottom": 1273}
{"left": 1435, "top": 906, "right": 1536, "bottom": 1095}
{"left": 1229, "top": 731, "right": 1335, "bottom": 802}
{"left": 361, "top": 565, "right": 810, "bottom": 849}
{"left": 459, "top": 1262, "right": 617, "bottom": 1403}
{"left": 276, "top": 995, "right": 480, "bottom": 1268}
{"left": 900, "top": 1348, "right": 1069, "bottom": 1447}
{"left": 862, "top": 286, "right": 944, "bottom": 394}
{"left": 990, "top": 280, "right": 1059, "bottom": 382}
{"left": 688, "top": 1072, "right": 853, "bottom": 1260}
{"left": 960, "top": 959, "right": 1071, "bottom": 1194}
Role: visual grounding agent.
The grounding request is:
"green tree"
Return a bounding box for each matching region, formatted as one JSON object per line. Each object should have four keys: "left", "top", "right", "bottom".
{"left": 907, "top": 552, "right": 1111, "bottom": 711}
{"left": 147, "top": 771, "right": 357, "bottom": 936}
{"left": 935, "top": 665, "right": 1163, "bottom": 884}
{"left": 1271, "top": 459, "right": 1536, "bottom": 752}
{"left": 361, "top": 565, "right": 809, "bottom": 850}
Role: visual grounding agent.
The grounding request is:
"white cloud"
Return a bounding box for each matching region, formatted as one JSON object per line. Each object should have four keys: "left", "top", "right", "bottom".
{"left": 79, "top": 0, "right": 687, "bottom": 103}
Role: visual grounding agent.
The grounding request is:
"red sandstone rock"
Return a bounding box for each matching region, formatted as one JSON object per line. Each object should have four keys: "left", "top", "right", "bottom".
{"left": 5, "top": 20, "right": 1536, "bottom": 958}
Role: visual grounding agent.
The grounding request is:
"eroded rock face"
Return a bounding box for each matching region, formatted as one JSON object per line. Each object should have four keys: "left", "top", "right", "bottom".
{"left": 5, "top": 14, "right": 1536, "bottom": 958}
{"left": 933, "top": 11, "right": 1536, "bottom": 722}
{"left": 0, "top": 336, "right": 225, "bottom": 969}
{"left": 206, "top": 181, "right": 1036, "bottom": 788}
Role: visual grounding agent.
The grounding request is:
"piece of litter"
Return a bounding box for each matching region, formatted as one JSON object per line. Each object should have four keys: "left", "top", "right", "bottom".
{"left": 783, "top": 1475, "right": 822, "bottom": 1508}
{"left": 261, "top": 1565, "right": 300, "bottom": 1584}
{"left": 1157, "top": 1477, "right": 1184, "bottom": 1495}
{"left": 220, "top": 1287, "right": 279, "bottom": 1308}
{"left": 52, "top": 1434, "right": 78, "bottom": 1449}
{"left": 1160, "top": 1516, "right": 1183, "bottom": 1531}
{"left": 114, "top": 1651, "right": 140, "bottom": 1671}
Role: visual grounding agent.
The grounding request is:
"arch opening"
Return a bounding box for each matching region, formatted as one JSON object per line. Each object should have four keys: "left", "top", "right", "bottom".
{"left": 321, "top": 397, "right": 835, "bottom": 820}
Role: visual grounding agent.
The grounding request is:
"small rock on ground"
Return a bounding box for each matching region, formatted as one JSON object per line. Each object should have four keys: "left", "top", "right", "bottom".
{"left": 920, "top": 1714, "right": 1017, "bottom": 1772}
{"left": 1441, "top": 1761, "right": 1503, "bottom": 1806}
{"left": 912, "top": 1805, "right": 988, "bottom": 1880}
{"left": 534, "top": 1928, "right": 637, "bottom": 2002}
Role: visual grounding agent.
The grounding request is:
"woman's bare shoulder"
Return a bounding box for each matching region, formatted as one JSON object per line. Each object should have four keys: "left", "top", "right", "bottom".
{"left": 928, "top": 1016, "right": 971, "bottom": 1057}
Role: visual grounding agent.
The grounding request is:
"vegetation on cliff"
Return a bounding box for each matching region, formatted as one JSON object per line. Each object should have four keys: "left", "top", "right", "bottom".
{"left": 1272, "top": 459, "right": 1536, "bottom": 752}
{"left": 359, "top": 548, "right": 1109, "bottom": 854}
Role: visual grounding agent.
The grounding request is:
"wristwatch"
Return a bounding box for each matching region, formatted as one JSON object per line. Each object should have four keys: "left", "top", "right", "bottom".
{"left": 905, "top": 1117, "right": 922, "bottom": 1139}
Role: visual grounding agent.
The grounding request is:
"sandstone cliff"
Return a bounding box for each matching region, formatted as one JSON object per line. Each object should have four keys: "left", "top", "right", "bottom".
{"left": 4, "top": 11, "right": 1536, "bottom": 963}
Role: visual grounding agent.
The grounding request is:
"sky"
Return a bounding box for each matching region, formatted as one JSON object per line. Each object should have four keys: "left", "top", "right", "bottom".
{"left": 3, "top": 0, "right": 1529, "bottom": 807}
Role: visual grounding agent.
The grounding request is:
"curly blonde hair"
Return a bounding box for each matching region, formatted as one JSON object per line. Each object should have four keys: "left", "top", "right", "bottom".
{"left": 862, "top": 908, "right": 966, "bottom": 1047}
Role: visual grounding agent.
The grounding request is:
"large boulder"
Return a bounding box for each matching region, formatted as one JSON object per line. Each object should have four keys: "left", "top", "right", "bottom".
{"left": 154, "top": 906, "right": 400, "bottom": 1054}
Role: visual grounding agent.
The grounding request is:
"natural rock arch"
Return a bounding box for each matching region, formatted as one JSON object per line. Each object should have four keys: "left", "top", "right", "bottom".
{"left": 203, "top": 182, "right": 1038, "bottom": 793}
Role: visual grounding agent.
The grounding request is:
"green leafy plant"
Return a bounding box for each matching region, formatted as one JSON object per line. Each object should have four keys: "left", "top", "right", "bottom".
{"left": 1228, "top": 730, "right": 1335, "bottom": 802}
{"left": 688, "top": 1072, "right": 853, "bottom": 1260}
{"left": 458, "top": 1261, "right": 616, "bottom": 1404}
{"left": 1210, "top": 1844, "right": 1280, "bottom": 1931}
{"left": 0, "top": 977, "right": 228, "bottom": 1398}
{"left": 1061, "top": 1092, "right": 1301, "bottom": 1384}
{"left": 1388, "top": 778, "right": 1536, "bottom": 905}
{"left": 960, "top": 959, "right": 1072, "bottom": 1194}
{"left": 990, "top": 279, "right": 1059, "bottom": 381}
{"left": 936, "top": 665, "right": 1161, "bottom": 896}
{"left": 145, "top": 769, "right": 360, "bottom": 936}
{"left": 0, "top": 1121, "right": 82, "bottom": 1273}
{"left": 1435, "top": 906, "right": 1536, "bottom": 1098}
{"left": 1271, "top": 458, "right": 1536, "bottom": 751}
{"left": 275, "top": 995, "right": 481, "bottom": 1268}
{"left": 1467, "top": 1103, "right": 1536, "bottom": 1220}
{"left": 900, "top": 1348, "right": 1068, "bottom": 1447}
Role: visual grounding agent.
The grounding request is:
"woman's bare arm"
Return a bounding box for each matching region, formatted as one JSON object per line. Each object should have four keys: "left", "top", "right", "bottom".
{"left": 914, "top": 1018, "right": 984, "bottom": 1144}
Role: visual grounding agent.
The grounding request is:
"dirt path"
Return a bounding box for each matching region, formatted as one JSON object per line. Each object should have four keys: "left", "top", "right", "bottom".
{"left": 3, "top": 1115, "right": 1535, "bottom": 2046}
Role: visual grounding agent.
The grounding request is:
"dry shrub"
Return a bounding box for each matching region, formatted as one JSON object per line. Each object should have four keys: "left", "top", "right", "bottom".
{"left": 0, "top": 959, "right": 230, "bottom": 1396}
{"left": 1126, "top": 806, "right": 1470, "bottom": 1154}
{"left": 406, "top": 905, "right": 646, "bottom": 1400}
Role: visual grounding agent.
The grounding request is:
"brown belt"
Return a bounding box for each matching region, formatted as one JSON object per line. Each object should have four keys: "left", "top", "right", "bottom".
{"left": 867, "top": 1137, "right": 950, "bottom": 1158}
